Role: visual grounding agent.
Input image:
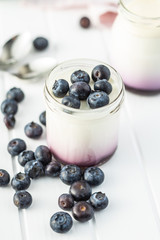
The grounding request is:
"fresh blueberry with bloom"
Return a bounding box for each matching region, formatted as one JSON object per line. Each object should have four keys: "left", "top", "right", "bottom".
{"left": 0, "top": 169, "right": 10, "bottom": 186}
{"left": 52, "top": 79, "right": 69, "bottom": 98}
{"left": 13, "top": 190, "right": 32, "bottom": 209}
{"left": 39, "top": 111, "right": 46, "bottom": 126}
{"left": 50, "top": 211, "right": 73, "bottom": 233}
{"left": 45, "top": 160, "right": 61, "bottom": 177}
{"left": 60, "top": 165, "right": 82, "bottom": 185}
{"left": 34, "top": 145, "right": 52, "bottom": 166}
{"left": 33, "top": 37, "right": 49, "bottom": 51}
{"left": 94, "top": 79, "right": 112, "bottom": 94}
{"left": 91, "top": 64, "right": 111, "bottom": 82}
{"left": 3, "top": 114, "right": 15, "bottom": 129}
{"left": 58, "top": 193, "right": 74, "bottom": 211}
{"left": 24, "top": 121, "right": 43, "bottom": 139}
{"left": 70, "top": 70, "right": 90, "bottom": 84}
{"left": 69, "top": 82, "right": 91, "bottom": 100}
{"left": 7, "top": 138, "right": 26, "bottom": 156}
{"left": 72, "top": 201, "right": 94, "bottom": 222}
{"left": 11, "top": 172, "right": 31, "bottom": 191}
{"left": 18, "top": 150, "right": 35, "bottom": 167}
{"left": 87, "top": 91, "right": 109, "bottom": 109}
{"left": 62, "top": 95, "right": 80, "bottom": 109}
{"left": 83, "top": 166, "right": 104, "bottom": 186}
{"left": 89, "top": 192, "right": 109, "bottom": 210}
{"left": 6, "top": 87, "right": 24, "bottom": 103}
{"left": 69, "top": 180, "right": 92, "bottom": 201}
{"left": 1, "top": 99, "right": 18, "bottom": 115}
{"left": 24, "top": 160, "right": 44, "bottom": 179}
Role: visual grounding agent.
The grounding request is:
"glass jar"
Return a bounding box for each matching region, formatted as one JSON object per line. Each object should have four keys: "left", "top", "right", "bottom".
{"left": 44, "top": 59, "right": 125, "bottom": 167}
{"left": 110, "top": 0, "right": 160, "bottom": 91}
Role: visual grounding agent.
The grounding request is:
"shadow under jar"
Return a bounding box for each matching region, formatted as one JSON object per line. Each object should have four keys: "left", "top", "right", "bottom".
{"left": 44, "top": 59, "right": 125, "bottom": 167}
{"left": 110, "top": 0, "right": 160, "bottom": 91}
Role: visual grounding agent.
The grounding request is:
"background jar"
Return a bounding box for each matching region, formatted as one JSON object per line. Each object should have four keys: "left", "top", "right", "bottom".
{"left": 44, "top": 59, "right": 125, "bottom": 167}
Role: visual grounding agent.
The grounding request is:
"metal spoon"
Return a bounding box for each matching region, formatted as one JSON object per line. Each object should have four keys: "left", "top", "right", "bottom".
{"left": 11, "top": 57, "right": 57, "bottom": 79}
{"left": 0, "top": 32, "right": 32, "bottom": 69}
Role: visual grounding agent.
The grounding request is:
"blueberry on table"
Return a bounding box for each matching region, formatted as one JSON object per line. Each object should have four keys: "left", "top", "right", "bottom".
{"left": 60, "top": 165, "right": 82, "bottom": 185}
{"left": 1, "top": 99, "right": 18, "bottom": 115}
{"left": 69, "top": 82, "right": 91, "bottom": 100}
{"left": 18, "top": 150, "right": 35, "bottom": 167}
{"left": 24, "top": 160, "right": 44, "bottom": 179}
{"left": 6, "top": 87, "right": 24, "bottom": 103}
{"left": 50, "top": 212, "right": 73, "bottom": 234}
{"left": 91, "top": 64, "right": 111, "bottom": 82}
{"left": 3, "top": 114, "right": 15, "bottom": 129}
{"left": 45, "top": 160, "right": 61, "bottom": 177}
{"left": 70, "top": 70, "right": 90, "bottom": 84}
{"left": 83, "top": 166, "right": 104, "bottom": 186}
{"left": 72, "top": 201, "right": 94, "bottom": 222}
{"left": 52, "top": 79, "right": 69, "bottom": 98}
{"left": 34, "top": 145, "right": 52, "bottom": 166}
{"left": 13, "top": 190, "right": 32, "bottom": 209}
{"left": 62, "top": 96, "right": 80, "bottom": 109}
{"left": 87, "top": 91, "right": 109, "bottom": 109}
{"left": 33, "top": 37, "right": 49, "bottom": 51}
{"left": 69, "top": 180, "right": 92, "bottom": 201}
{"left": 89, "top": 192, "right": 109, "bottom": 211}
{"left": 0, "top": 169, "right": 10, "bottom": 186}
{"left": 58, "top": 193, "right": 74, "bottom": 211}
{"left": 80, "top": 16, "right": 91, "bottom": 29}
{"left": 39, "top": 111, "right": 46, "bottom": 126}
{"left": 94, "top": 79, "right": 112, "bottom": 94}
{"left": 11, "top": 172, "right": 31, "bottom": 191}
{"left": 7, "top": 138, "right": 26, "bottom": 156}
{"left": 24, "top": 121, "right": 43, "bottom": 139}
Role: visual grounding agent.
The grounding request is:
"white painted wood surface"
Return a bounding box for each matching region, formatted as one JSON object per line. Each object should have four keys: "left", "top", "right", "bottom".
{"left": 0, "top": 1, "right": 160, "bottom": 240}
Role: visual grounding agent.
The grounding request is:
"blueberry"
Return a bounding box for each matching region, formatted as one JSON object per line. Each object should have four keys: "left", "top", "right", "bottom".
{"left": 58, "top": 194, "right": 74, "bottom": 211}
{"left": 92, "top": 65, "right": 111, "bottom": 82}
{"left": 24, "top": 160, "right": 44, "bottom": 179}
{"left": 60, "top": 165, "right": 82, "bottom": 185}
{"left": 89, "top": 192, "right": 109, "bottom": 210}
{"left": 33, "top": 37, "right": 48, "bottom": 51}
{"left": 13, "top": 190, "right": 32, "bottom": 209}
{"left": 7, "top": 138, "right": 26, "bottom": 156}
{"left": 11, "top": 172, "right": 31, "bottom": 191}
{"left": 72, "top": 201, "right": 94, "bottom": 222}
{"left": 83, "top": 166, "right": 104, "bottom": 186}
{"left": 50, "top": 211, "right": 73, "bottom": 233}
{"left": 87, "top": 91, "right": 109, "bottom": 109}
{"left": 6, "top": 87, "right": 24, "bottom": 103}
{"left": 34, "top": 145, "right": 52, "bottom": 166}
{"left": 69, "top": 82, "right": 91, "bottom": 100}
{"left": 69, "top": 180, "right": 92, "bottom": 201}
{"left": 0, "top": 169, "right": 10, "bottom": 186}
{"left": 3, "top": 114, "right": 15, "bottom": 129}
{"left": 94, "top": 79, "right": 112, "bottom": 94}
{"left": 52, "top": 79, "right": 69, "bottom": 98}
{"left": 62, "top": 96, "right": 80, "bottom": 109}
{"left": 70, "top": 70, "right": 90, "bottom": 84}
{"left": 24, "top": 121, "right": 43, "bottom": 139}
{"left": 1, "top": 99, "right": 18, "bottom": 115}
{"left": 80, "top": 17, "right": 91, "bottom": 29}
{"left": 18, "top": 150, "right": 35, "bottom": 167}
{"left": 39, "top": 111, "right": 46, "bottom": 126}
{"left": 45, "top": 160, "right": 61, "bottom": 177}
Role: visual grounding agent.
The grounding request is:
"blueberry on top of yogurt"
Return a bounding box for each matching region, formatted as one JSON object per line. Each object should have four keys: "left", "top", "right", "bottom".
{"left": 87, "top": 91, "right": 109, "bottom": 109}
{"left": 52, "top": 79, "right": 69, "bottom": 98}
{"left": 91, "top": 65, "right": 111, "bottom": 82}
{"left": 71, "top": 70, "right": 90, "bottom": 84}
{"left": 69, "top": 82, "right": 91, "bottom": 100}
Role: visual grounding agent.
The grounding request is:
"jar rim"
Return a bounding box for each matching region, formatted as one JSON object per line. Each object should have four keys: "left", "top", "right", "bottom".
{"left": 44, "top": 58, "right": 125, "bottom": 116}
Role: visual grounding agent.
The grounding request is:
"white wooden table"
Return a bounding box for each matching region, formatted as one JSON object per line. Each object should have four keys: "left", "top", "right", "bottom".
{"left": 0, "top": 1, "right": 160, "bottom": 239}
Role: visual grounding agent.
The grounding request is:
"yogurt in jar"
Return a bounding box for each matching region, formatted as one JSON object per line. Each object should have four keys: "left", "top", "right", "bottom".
{"left": 44, "top": 59, "right": 124, "bottom": 167}
{"left": 110, "top": 0, "right": 160, "bottom": 91}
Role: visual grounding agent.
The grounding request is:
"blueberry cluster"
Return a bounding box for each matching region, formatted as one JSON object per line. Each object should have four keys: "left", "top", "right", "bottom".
{"left": 50, "top": 165, "right": 108, "bottom": 234}
{"left": 52, "top": 65, "right": 112, "bottom": 109}
{"left": 1, "top": 87, "right": 24, "bottom": 129}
